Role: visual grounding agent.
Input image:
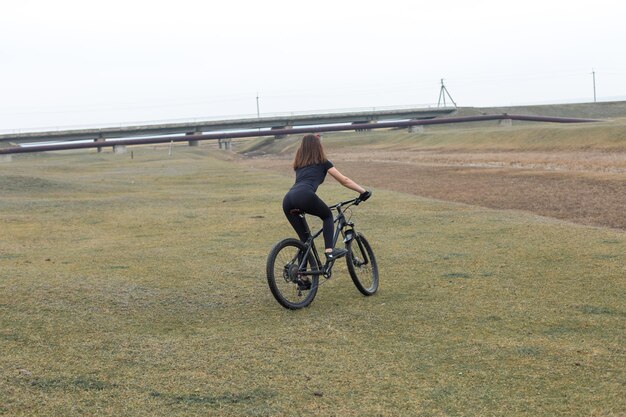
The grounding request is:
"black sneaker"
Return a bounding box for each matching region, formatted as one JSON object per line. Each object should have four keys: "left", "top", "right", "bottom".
{"left": 325, "top": 248, "right": 348, "bottom": 261}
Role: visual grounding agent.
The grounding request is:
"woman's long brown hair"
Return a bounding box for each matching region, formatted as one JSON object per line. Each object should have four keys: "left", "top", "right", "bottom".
{"left": 293, "top": 134, "right": 327, "bottom": 169}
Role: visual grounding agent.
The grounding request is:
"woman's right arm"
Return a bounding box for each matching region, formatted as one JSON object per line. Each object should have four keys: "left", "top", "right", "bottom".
{"left": 327, "top": 167, "right": 366, "bottom": 194}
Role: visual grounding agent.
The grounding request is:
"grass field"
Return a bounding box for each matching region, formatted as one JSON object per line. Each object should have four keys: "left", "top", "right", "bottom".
{"left": 1, "top": 137, "right": 625, "bottom": 416}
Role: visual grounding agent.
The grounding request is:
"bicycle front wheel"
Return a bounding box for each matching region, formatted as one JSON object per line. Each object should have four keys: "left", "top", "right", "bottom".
{"left": 346, "top": 232, "right": 378, "bottom": 296}
{"left": 266, "top": 238, "right": 321, "bottom": 309}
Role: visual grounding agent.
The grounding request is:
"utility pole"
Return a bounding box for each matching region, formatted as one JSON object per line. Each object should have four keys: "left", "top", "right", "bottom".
{"left": 256, "top": 93, "right": 260, "bottom": 118}
{"left": 437, "top": 79, "right": 457, "bottom": 108}
{"left": 592, "top": 70, "right": 597, "bottom": 103}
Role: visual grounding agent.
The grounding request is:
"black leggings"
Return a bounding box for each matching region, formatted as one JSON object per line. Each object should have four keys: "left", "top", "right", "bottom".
{"left": 283, "top": 187, "right": 334, "bottom": 249}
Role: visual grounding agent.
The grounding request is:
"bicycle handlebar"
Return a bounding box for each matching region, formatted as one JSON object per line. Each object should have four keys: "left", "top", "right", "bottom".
{"left": 329, "top": 197, "right": 361, "bottom": 210}
{"left": 331, "top": 190, "right": 372, "bottom": 209}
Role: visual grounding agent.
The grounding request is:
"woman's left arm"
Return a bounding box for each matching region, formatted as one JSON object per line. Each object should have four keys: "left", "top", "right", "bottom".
{"left": 327, "top": 167, "right": 366, "bottom": 194}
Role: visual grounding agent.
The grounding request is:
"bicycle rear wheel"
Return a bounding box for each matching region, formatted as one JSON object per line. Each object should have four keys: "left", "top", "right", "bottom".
{"left": 346, "top": 232, "right": 378, "bottom": 295}
{"left": 266, "top": 238, "right": 321, "bottom": 309}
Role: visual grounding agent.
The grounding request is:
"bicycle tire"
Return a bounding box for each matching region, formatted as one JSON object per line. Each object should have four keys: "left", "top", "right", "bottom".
{"left": 346, "top": 232, "right": 378, "bottom": 296}
{"left": 266, "top": 238, "right": 321, "bottom": 309}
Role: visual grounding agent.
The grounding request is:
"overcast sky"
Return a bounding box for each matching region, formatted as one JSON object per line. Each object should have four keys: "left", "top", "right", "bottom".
{"left": 2, "top": 0, "right": 625, "bottom": 131}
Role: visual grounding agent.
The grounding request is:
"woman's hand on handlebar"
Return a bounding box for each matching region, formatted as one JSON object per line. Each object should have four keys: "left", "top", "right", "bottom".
{"left": 356, "top": 190, "right": 372, "bottom": 204}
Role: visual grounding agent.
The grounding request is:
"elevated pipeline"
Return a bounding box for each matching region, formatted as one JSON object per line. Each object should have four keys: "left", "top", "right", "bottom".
{"left": 0, "top": 114, "right": 602, "bottom": 155}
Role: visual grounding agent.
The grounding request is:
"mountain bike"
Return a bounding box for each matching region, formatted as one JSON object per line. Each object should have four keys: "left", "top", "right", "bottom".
{"left": 266, "top": 196, "right": 378, "bottom": 309}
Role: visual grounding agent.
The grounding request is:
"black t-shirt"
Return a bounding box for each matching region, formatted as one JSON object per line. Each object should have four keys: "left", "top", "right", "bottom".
{"left": 291, "top": 160, "right": 334, "bottom": 192}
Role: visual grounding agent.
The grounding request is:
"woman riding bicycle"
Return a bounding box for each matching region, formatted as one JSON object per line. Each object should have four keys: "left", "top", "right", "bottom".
{"left": 283, "top": 133, "right": 371, "bottom": 261}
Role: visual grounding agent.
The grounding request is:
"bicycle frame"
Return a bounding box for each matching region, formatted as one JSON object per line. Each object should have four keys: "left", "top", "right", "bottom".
{"left": 295, "top": 197, "right": 363, "bottom": 278}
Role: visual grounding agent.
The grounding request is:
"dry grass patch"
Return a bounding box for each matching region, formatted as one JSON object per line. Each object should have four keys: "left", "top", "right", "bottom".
{"left": 241, "top": 121, "right": 626, "bottom": 230}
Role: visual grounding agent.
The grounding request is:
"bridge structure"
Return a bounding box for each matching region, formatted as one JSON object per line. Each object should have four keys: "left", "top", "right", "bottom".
{"left": 0, "top": 107, "right": 455, "bottom": 147}
{"left": 0, "top": 113, "right": 602, "bottom": 158}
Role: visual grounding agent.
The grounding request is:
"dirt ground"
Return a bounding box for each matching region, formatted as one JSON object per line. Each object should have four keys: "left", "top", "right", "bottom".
{"left": 242, "top": 149, "right": 626, "bottom": 231}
